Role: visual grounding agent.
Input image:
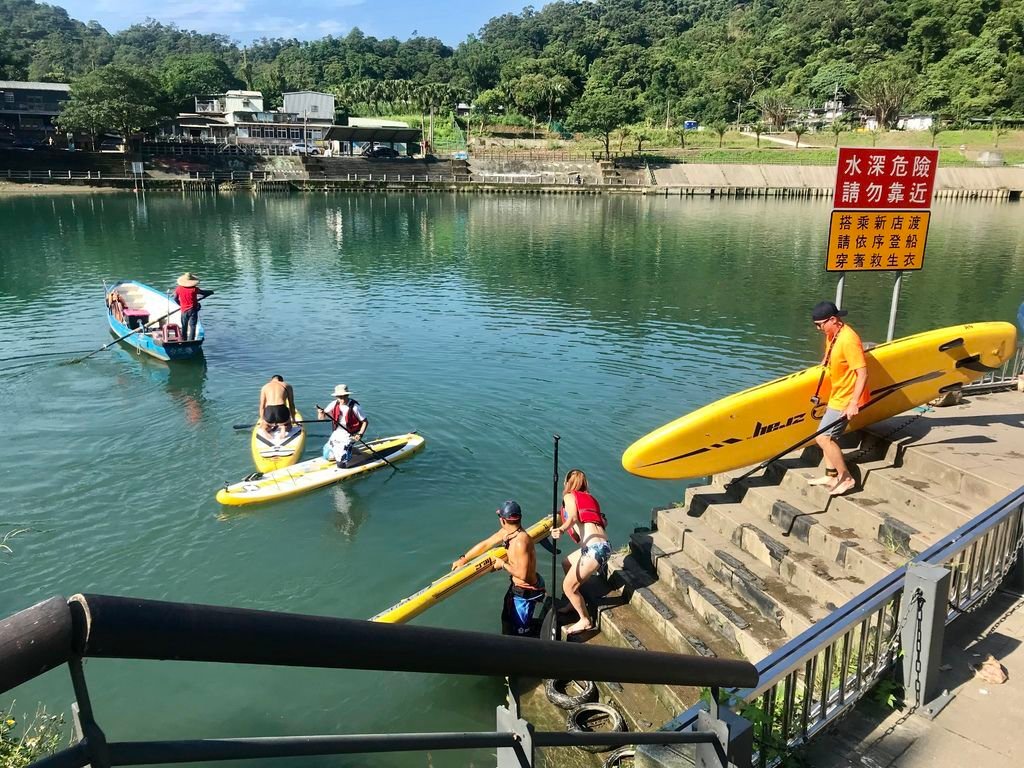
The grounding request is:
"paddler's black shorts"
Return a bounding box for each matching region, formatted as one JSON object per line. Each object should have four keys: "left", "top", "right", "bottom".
{"left": 263, "top": 404, "right": 291, "bottom": 424}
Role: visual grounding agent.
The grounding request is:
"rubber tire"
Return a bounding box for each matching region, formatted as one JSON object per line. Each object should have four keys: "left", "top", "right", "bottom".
{"left": 544, "top": 677, "right": 597, "bottom": 709}
{"left": 603, "top": 746, "right": 635, "bottom": 767}
{"left": 566, "top": 702, "right": 627, "bottom": 753}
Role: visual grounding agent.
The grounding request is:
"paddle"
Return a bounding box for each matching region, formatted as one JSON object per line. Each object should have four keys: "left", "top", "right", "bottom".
{"left": 64, "top": 307, "right": 180, "bottom": 365}
{"left": 549, "top": 434, "right": 561, "bottom": 641}
{"left": 232, "top": 418, "right": 333, "bottom": 430}
{"left": 724, "top": 415, "right": 848, "bottom": 491}
{"left": 315, "top": 403, "right": 400, "bottom": 472}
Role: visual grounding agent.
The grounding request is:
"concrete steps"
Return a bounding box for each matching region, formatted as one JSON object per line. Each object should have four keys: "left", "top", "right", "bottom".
{"left": 628, "top": 531, "right": 785, "bottom": 661}
{"left": 651, "top": 512, "right": 831, "bottom": 637}
{"left": 609, "top": 553, "right": 736, "bottom": 662}
{"left": 679, "top": 484, "right": 870, "bottom": 607}
{"left": 590, "top": 570, "right": 700, "bottom": 721}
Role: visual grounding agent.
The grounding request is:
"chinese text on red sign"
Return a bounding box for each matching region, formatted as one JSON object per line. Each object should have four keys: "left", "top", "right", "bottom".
{"left": 833, "top": 148, "right": 938, "bottom": 210}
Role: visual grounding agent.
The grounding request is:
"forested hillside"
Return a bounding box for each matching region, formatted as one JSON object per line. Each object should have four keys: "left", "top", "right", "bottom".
{"left": 1, "top": 0, "right": 1022, "bottom": 125}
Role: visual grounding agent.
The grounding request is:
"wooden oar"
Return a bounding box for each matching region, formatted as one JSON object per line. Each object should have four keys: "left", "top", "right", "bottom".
{"left": 64, "top": 308, "right": 179, "bottom": 365}
{"left": 315, "top": 403, "right": 401, "bottom": 471}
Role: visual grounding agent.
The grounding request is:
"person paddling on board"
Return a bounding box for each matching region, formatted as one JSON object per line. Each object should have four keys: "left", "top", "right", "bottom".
{"left": 809, "top": 301, "right": 869, "bottom": 496}
{"left": 551, "top": 469, "right": 610, "bottom": 636}
{"left": 451, "top": 501, "right": 545, "bottom": 637}
{"left": 173, "top": 272, "right": 213, "bottom": 341}
{"left": 258, "top": 375, "right": 296, "bottom": 435}
{"left": 317, "top": 384, "right": 367, "bottom": 468}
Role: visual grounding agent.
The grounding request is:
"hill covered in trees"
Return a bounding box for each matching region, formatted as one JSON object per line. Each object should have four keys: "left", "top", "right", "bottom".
{"left": 1, "top": 0, "right": 1022, "bottom": 130}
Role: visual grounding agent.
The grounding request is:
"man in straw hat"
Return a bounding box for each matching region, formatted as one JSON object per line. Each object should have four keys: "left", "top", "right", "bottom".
{"left": 317, "top": 385, "right": 367, "bottom": 467}
{"left": 173, "top": 272, "right": 213, "bottom": 341}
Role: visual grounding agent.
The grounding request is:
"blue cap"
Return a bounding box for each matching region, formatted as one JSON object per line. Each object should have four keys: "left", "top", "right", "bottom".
{"left": 496, "top": 500, "right": 522, "bottom": 520}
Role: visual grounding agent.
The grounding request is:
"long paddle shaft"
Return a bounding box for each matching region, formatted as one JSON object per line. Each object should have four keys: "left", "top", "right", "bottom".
{"left": 725, "top": 414, "right": 848, "bottom": 491}
{"left": 316, "top": 403, "right": 400, "bottom": 471}
{"left": 233, "top": 418, "right": 333, "bottom": 430}
{"left": 549, "top": 434, "right": 560, "bottom": 641}
{"left": 66, "top": 307, "right": 180, "bottom": 364}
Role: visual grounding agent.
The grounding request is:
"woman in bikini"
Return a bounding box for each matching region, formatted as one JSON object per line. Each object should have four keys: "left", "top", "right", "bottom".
{"left": 552, "top": 469, "right": 611, "bottom": 635}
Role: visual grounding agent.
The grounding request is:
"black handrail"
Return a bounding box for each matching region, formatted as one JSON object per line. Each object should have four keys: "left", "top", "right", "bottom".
{"left": 2, "top": 593, "right": 757, "bottom": 768}
{"left": 56, "top": 593, "right": 757, "bottom": 687}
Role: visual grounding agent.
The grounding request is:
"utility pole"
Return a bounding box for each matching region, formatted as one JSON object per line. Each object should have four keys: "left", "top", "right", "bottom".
{"left": 734, "top": 100, "right": 743, "bottom": 129}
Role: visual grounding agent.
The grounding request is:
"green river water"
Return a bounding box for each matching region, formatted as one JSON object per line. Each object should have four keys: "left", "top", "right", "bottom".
{"left": 1, "top": 192, "right": 1022, "bottom": 766}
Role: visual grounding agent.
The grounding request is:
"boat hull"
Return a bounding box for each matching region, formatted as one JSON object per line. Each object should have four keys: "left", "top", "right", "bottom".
{"left": 107, "top": 280, "right": 205, "bottom": 362}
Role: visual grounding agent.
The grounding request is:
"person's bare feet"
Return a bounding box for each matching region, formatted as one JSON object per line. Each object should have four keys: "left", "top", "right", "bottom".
{"left": 807, "top": 474, "right": 837, "bottom": 486}
{"left": 829, "top": 476, "right": 856, "bottom": 496}
{"left": 564, "top": 618, "right": 594, "bottom": 635}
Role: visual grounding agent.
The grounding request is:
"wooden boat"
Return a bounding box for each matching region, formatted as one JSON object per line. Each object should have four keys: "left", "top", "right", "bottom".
{"left": 106, "top": 280, "right": 204, "bottom": 362}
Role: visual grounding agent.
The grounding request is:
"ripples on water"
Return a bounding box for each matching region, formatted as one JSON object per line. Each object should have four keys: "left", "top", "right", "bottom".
{"left": 1, "top": 193, "right": 1022, "bottom": 766}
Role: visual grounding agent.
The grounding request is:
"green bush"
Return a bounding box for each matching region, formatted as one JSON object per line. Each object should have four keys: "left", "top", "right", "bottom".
{"left": 1, "top": 704, "right": 64, "bottom": 768}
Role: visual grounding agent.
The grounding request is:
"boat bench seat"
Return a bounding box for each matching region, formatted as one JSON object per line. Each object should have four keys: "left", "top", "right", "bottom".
{"left": 123, "top": 308, "right": 149, "bottom": 317}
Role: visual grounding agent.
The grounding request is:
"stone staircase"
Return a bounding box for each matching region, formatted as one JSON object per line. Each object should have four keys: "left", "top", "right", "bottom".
{"left": 529, "top": 392, "right": 1023, "bottom": 766}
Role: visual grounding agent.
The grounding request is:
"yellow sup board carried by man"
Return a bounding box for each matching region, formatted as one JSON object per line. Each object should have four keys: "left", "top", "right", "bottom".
{"left": 622, "top": 322, "right": 1017, "bottom": 480}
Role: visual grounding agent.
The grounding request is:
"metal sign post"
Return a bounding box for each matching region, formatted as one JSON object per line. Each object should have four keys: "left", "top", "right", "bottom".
{"left": 826, "top": 148, "right": 938, "bottom": 336}
{"left": 887, "top": 271, "right": 904, "bottom": 342}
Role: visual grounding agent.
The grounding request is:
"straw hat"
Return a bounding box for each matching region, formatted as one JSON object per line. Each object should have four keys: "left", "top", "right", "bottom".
{"left": 177, "top": 272, "right": 200, "bottom": 287}
{"left": 331, "top": 384, "right": 353, "bottom": 398}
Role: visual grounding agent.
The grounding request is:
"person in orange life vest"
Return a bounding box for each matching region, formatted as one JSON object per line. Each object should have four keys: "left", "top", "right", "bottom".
{"left": 317, "top": 384, "right": 367, "bottom": 467}
{"left": 173, "top": 272, "right": 213, "bottom": 341}
{"left": 451, "top": 500, "right": 545, "bottom": 637}
{"left": 551, "top": 469, "right": 610, "bottom": 636}
{"left": 809, "top": 301, "right": 869, "bottom": 497}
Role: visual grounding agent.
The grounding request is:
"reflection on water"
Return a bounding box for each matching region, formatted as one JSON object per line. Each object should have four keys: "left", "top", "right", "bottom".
{"left": 1, "top": 192, "right": 1022, "bottom": 767}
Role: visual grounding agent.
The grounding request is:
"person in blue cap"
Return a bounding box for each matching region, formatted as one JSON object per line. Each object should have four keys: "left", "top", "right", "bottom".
{"left": 452, "top": 500, "right": 545, "bottom": 636}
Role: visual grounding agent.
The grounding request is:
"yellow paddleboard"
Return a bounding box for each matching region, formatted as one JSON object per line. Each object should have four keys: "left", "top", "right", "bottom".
{"left": 623, "top": 322, "right": 1017, "bottom": 480}
{"left": 371, "top": 517, "right": 554, "bottom": 624}
{"left": 251, "top": 409, "right": 306, "bottom": 473}
{"left": 218, "top": 432, "right": 423, "bottom": 506}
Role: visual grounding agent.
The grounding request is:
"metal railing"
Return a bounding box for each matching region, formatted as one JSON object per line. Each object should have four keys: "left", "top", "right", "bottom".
{"left": 659, "top": 484, "right": 1024, "bottom": 766}
{"left": 3, "top": 169, "right": 111, "bottom": 181}
{"left": 963, "top": 341, "right": 1024, "bottom": 393}
{"left": 0, "top": 593, "right": 758, "bottom": 768}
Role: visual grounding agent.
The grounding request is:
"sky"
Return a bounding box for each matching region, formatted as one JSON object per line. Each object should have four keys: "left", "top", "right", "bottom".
{"left": 52, "top": 0, "right": 539, "bottom": 47}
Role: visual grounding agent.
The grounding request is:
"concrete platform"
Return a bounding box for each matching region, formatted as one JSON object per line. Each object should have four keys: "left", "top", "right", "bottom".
{"left": 804, "top": 586, "right": 1024, "bottom": 767}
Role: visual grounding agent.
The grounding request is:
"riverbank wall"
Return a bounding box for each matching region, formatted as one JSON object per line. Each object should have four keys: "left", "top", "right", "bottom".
{"left": 2, "top": 149, "right": 1023, "bottom": 199}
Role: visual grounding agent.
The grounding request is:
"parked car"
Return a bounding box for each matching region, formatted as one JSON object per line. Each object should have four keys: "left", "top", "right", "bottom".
{"left": 362, "top": 145, "right": 401, "bottom": 158}
{"left": 99, "top": 136, "right": 125, "bottom": 152}
{"left": 288, "top": 142, "right": 320, "bottom": 156}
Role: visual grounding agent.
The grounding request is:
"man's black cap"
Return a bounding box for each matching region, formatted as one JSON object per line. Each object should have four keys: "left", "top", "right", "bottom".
{"left": 812, "top": 301, "right": 849, "bottom": 322}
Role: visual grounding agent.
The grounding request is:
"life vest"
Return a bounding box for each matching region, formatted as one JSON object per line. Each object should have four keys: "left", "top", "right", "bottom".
{"left": 328, "top": 399, "right": 365, "bottom": 435}
{"left": 561, "top": 490, "right": 607, "bottom": 544}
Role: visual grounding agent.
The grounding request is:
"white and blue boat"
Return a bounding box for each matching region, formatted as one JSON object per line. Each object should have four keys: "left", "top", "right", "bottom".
{"left": 106, "top": 280, "right": 204, "bottom": 361}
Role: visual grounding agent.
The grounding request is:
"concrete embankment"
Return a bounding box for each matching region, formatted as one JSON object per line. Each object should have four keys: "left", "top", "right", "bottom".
{"left": 651, "top": 163, "right": 1024, "bottom": 200}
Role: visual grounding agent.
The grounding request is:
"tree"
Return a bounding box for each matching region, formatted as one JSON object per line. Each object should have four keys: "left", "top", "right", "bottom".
{"left": 161, "top": 53, "right": 240, "bottom": 111}
{"left": 753, "top": 122, "right": 767, "bottom": 148}
{"left": 993, "top": 121, "right": 1008, "bottom": 147}
{"left": 754, "top": 90, "right": 790, "bottom": 131}
{"left": 631, "top": 125, "right": 651, "bottom": 154}
{"left": 829, "top": 121, "right": 843, "bottom": 147}
{"left": 793, "top": 124, "right": 807, "bottom": 148}
{"left": 566, "top": 84, "right": 637, "bottom": 158}
{"left": 928, "top": 121, "right": 944, "bottom": 147}
{"left": 855, "top": 60, "right": 917, "bottom": 130}
{"left": 709, "top": 120, "right": 727, "bottom": 148}
{"left": 58, "top": 64, "right": 164, "bottom": 147}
